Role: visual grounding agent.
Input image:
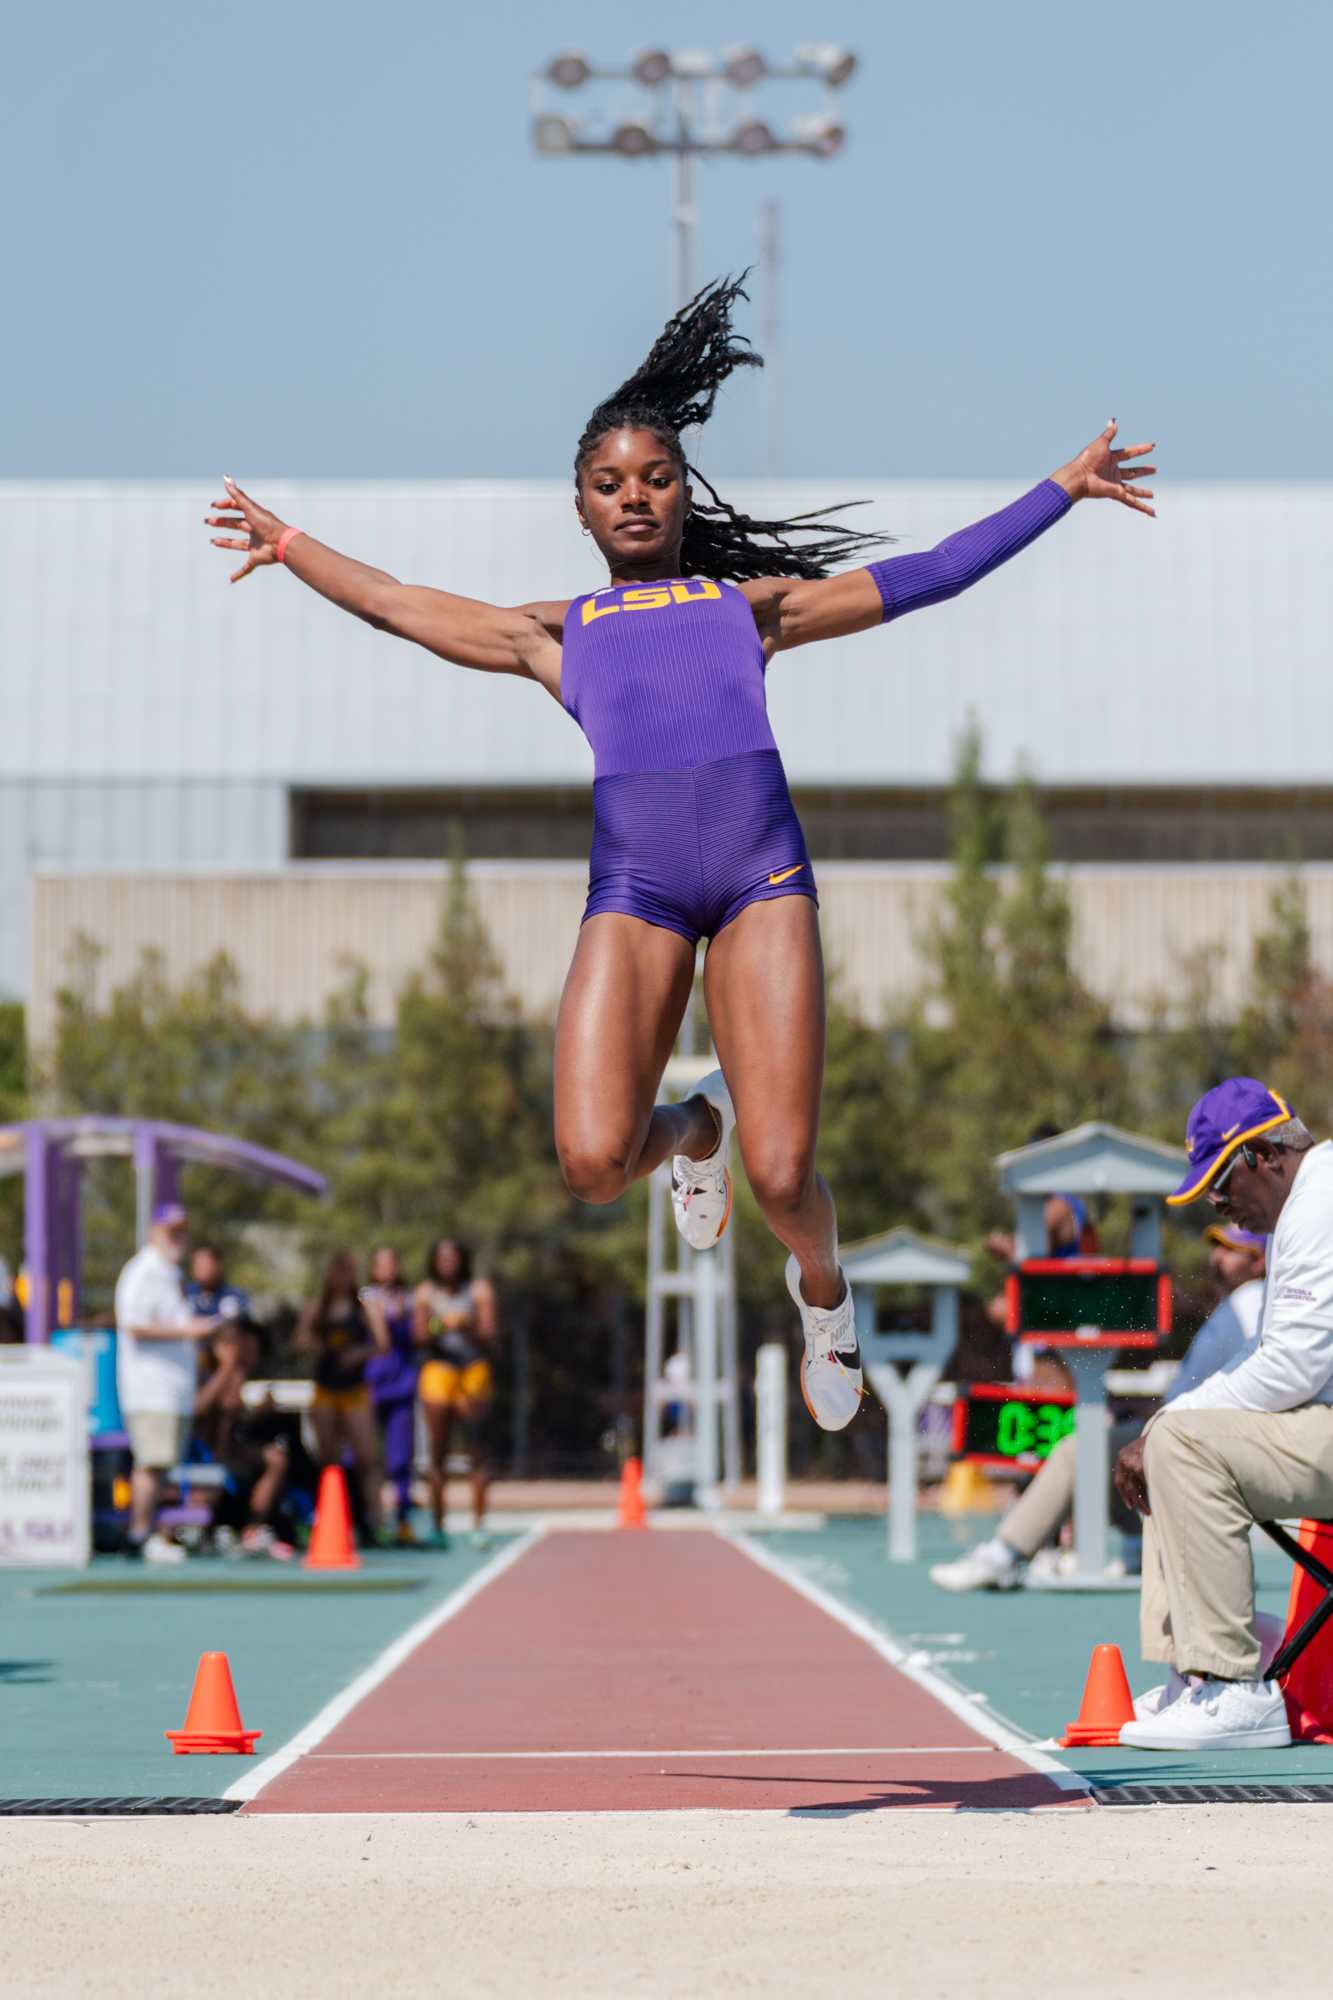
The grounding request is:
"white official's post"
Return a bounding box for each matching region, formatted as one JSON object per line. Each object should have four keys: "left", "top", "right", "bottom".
{"left": 0, "top": 1348, "right": 91, "bottom": 1569}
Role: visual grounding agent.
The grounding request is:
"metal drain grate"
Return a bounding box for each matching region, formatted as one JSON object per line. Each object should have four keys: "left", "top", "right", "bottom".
{"left": 1095, "top": 1781, "right": 1333, "bottom": 1807}
{"left": 0, "top": 1796, "right": 242, "bottom": 1817}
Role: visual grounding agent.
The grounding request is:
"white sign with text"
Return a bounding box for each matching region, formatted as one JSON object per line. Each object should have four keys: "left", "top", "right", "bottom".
{"left": 0, "top": 1349, "right": 90, "bottom": 1568}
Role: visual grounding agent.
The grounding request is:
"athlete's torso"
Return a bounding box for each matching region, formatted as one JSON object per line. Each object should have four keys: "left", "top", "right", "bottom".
{"left": 424, "top": 1281, "right": 483, "bottom": 1365}
{"left": 560, "top": 576, "right": 777, "bottom": 776}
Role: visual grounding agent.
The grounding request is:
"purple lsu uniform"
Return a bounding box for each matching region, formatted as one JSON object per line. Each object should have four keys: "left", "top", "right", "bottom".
{"left": 560, "top": 575, "right": 815, "bottom": 944}
{"left": 558, "top": 480, "right": 1071, "bottom": 946}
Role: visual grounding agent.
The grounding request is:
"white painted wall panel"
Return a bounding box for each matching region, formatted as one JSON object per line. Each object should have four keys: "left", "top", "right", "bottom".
{"left": 3, "top": 480, "right": 1330, "bottom": 788}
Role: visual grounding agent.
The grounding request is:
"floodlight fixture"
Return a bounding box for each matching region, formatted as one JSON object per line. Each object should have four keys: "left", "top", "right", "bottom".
{"left": 724, "top": 46, "right": 768, "bottom": 89}
{"left": 546, "top": 51, "right": 591, "bottom": 89}
{"left": 797, "top": 42, "right": 858, "bottom": 87}
{"left": 533, "top": 114, "right": 577, "bottom": 155}
{"left": 611, "top": 121, "right": 660, "bottom": 158}
{"left": 730, "top": 119, "right": 778, "bottom": 157}
{"left": 790, "top": 114, "right": 847, "bottom": 159}
{"left": 632, "top": 48, "right": 673, "bottom": 86}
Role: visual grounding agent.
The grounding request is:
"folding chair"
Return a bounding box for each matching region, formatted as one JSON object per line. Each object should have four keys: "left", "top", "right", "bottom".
{"left": 1258, "top": 1520, "right": 1333, "bottom": 1681}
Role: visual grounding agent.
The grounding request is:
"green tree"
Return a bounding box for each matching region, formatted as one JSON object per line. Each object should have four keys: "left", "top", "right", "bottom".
{"left": 906, "top": 728, "right": 1124, "bottom": 1254}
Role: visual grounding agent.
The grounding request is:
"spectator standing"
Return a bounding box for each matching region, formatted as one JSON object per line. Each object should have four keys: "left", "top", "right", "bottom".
{"left": 297, "top": 1251, "right": 380, "bottom": 1539}
{"left": 114, "top": 1203, "right": 224, "bottom": 1563}
{"left": 414, "top": 1238, "right": 497, "bottom": 1550}
{"left": 185, "top": 1242, "right": 249, "bottom": 1323}
{"left": 362, "top": 1245, "right": 420, "bottom": 1547}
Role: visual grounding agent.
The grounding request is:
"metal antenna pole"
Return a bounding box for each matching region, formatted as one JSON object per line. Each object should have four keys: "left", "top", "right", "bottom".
{"left": 759, "top": 197, "right": 782, "bottom": 476}
{"left": 673, "top": 78, "right": 697, "bottom": 307}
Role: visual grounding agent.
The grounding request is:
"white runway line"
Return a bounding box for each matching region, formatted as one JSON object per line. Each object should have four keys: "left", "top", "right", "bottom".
{"left": 223, "top": 1529, "right": 542, "bottom": 1804}
{"left": 305, "top": 1745, "right": 1002, "bottom": 1761}
{"left": 723, "top": 1529, "right": 1092, "bottom": 1795}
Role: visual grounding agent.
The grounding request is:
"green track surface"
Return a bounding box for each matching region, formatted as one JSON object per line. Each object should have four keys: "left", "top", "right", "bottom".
{"left": 0, "top": 1533, "right": 514, "bottom": 1802}
{"left": 747, "top": 1514, "right": 1333, "bottom": 1789}
{"left": 38, "top": 1576, "right": 424, "bottom": 1596}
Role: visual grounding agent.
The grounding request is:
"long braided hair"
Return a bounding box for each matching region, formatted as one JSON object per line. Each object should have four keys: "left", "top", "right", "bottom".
{"left": 575, "top": 275, "right": 890, "bottom": 582}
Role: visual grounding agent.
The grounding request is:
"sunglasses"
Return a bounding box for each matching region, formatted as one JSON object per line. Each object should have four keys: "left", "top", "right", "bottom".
{"left": 1208, "top": 1143, "right": 1258, "bottom": 1202}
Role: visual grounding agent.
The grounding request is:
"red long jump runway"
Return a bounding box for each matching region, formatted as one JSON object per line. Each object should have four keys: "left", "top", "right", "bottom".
{"left": 244, "top": 1532, "right": 1079, "bottom": 1814}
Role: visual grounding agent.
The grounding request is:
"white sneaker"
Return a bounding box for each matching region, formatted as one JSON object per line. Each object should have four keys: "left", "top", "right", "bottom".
{"left": 1119, "top": 1676, "right": 1291, "bottom": 1751}
{"left": 786, "top": 1255, "right": 863, "bottom": 1431}
{"left": 142, "top": 1532, "right": 186, "bottom": 1566}
{"left": 671, "top": 1069, "right": 735, "bottom": 1251}
{"left": 1131, "top": 1669, "right": 1190, "bottom": 1721}
{"left": 930, "top": 1539, "right": 1023, "bottom": 1592}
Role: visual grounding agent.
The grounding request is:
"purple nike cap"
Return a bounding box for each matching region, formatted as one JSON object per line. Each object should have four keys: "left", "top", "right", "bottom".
{"left": 151, "top": 1202, "right": 188, "bottom": 1229}
{"left": 1167, "top": 1078, "right": 1293, "bottom": 1206}
{"left": 1204, "top": 1222, "right": 1268, "bottom": 1251}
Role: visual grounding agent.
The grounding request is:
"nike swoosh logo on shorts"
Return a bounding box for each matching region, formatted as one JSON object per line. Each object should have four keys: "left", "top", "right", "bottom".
{"left": 768, "top": 865, "right": 804, "bottom": 884}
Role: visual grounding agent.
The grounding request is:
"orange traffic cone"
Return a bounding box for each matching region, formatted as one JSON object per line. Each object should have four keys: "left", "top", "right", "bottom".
{"left": 1279, "top": 1520, "right": 1333, "bottom": 1744}
{"left": 165, "top": 1651, "right": 262, "bottom": 1755}
{"left": 304, "top": 1464, "right": 361, "bottom": 1570}
{"left": 617, "top": 1456, "right": 647, "bottom": 1530}
{"left": 1060, "top": 1643, "right": 1136, "bottom": 1747}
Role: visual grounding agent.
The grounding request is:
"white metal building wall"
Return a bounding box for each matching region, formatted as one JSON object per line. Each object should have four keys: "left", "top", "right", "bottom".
{"left": 3, "top": 480, "right": 1331, "bottom": 790}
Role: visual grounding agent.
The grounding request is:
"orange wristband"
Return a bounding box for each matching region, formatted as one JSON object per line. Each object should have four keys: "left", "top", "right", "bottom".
{"left": 275, "top": 526, "right": 304, "bottom": 565}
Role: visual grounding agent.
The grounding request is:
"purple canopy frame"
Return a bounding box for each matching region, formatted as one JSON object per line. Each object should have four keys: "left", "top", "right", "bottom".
{"left": 0, "top": 1118, "right": 327, "bottom": 1343}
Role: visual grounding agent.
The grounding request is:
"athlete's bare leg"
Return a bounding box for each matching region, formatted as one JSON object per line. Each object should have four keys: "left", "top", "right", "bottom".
{"left": 702, "top": 896, "right": 842, "bottom": 1310}
{"left": 554, "top": 914, "right": 720, "bottom": 1203}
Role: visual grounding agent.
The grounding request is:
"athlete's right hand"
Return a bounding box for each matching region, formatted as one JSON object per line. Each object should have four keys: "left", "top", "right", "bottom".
{"left": 205, "top": 476, "right": 288, "bottom": 583}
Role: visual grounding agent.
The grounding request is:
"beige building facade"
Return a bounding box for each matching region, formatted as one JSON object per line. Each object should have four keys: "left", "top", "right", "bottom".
{"left": 30, "top": 861, "right": 1333, "bottom": 1047}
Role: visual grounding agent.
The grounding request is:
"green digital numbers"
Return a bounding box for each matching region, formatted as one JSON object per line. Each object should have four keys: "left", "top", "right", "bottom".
{"left": 995, "top": 1401, "right": 1036, "bottom": 1457}
{"left": 992, "top": 1398, "right": 1075, "bottom": 1460}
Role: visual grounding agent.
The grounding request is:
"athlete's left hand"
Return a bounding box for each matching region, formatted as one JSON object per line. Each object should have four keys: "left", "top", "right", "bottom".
{"left": 1052, "top": 421, "right": 1156, "bottom": 516}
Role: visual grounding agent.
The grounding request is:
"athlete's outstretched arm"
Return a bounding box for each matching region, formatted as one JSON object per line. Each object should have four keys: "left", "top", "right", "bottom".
{"left": 745, "top": 421, "right": 1156, "bottom": 656}
{"left": 205, "top": 479, "right": 563, "bottom": 683}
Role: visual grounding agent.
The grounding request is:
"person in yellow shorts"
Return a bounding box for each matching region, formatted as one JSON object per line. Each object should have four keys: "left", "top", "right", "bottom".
{"left": 296, "top": 1250, "right": 380, "bottom": 1542}
{"left": 413, "top": 1238, "right": 497, "bottom": 1550}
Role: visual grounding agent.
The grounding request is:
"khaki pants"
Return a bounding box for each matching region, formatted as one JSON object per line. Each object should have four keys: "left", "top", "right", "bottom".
{"left": 1000, "top": 1421, "right": 1143, "bottom": 1560}
{"left": 1140, "top": 1404, "right": 1333, "bottom": 1679}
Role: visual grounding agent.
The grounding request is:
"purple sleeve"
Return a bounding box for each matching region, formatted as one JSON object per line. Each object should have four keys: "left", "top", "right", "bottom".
{"left": 867, "top": 479, "right": 1071, "bottom": 623}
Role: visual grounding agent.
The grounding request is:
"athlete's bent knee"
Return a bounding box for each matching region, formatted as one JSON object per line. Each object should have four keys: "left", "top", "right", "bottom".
{"left": 748, "top": 1153, "right": 816, "bottom": 1221}
{"left": 559, "top": 1146, "right": 632, "bottom": 1206}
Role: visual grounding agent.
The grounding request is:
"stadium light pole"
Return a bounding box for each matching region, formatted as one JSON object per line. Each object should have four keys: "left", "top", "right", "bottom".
{"left": 531, "top": 44, "right": 857, "bottom": 308}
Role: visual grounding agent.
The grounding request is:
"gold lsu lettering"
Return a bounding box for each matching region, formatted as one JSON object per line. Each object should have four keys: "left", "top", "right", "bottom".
{"left": 582, "top": 578, "right": 722, "bottom": 624}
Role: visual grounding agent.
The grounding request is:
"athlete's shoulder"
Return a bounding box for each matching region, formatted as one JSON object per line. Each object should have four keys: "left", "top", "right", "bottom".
{"left": 519, "top": 599, "right": 573, "bottom": 641}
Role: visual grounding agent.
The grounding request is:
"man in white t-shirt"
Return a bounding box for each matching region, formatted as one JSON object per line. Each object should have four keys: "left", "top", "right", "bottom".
{"left": 115, "top": 1203, "right": 223, "bottom": 1564}
{"left": 1116, "top": 1079, "right": 1333, "bottom": 1750}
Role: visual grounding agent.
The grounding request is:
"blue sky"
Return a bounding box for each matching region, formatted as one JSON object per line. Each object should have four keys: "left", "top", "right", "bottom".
{"left": 3, "top": 0, "right": 1328, "bottom": 480}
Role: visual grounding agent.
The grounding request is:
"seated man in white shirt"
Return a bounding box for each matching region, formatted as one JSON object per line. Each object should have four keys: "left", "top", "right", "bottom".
{"left": 931, "top": 1223, "right": 1266, "bottom": 1592}
{"left": 115, "top": 1202, "right": 224, "bottom": 1564}
{"left": 1116, "top": 1079, "right": 1333, "bottom": 1750}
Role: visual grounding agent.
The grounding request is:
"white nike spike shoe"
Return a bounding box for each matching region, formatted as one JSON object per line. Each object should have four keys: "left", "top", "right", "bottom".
{"left": 670, "top": 1068, "right": 736, "bottom": 1251}
{"left": 786, "top": 1254, "right": 863, "bottom": 1431}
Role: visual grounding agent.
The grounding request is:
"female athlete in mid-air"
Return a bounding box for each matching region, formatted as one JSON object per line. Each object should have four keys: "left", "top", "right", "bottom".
{"left": 207, "top": 278, "right": 1155, "bottom": 1432}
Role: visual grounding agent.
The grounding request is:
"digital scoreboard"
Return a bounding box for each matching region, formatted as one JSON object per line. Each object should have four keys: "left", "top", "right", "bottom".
{"left": 1004, "top": 1258, "right": 1170, "bottom": 1348}
{"left": 951, "top": 1384, "right": 1077, "bottom": 1469}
